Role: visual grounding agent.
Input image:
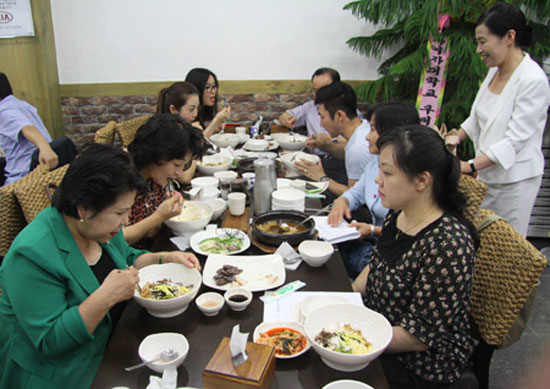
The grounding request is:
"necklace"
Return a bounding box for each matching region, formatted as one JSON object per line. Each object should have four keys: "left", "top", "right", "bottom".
{"left": 396, "top": 209, "right": 441, "bottom": 239}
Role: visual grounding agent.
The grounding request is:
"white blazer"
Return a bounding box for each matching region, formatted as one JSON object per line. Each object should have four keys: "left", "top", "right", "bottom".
{"left": 462, "top": 53, "right": 550, "bottom": 184}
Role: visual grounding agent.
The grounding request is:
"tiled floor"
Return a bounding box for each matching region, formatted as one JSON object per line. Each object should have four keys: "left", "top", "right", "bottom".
{"left": 489, "top": 238, "right": 550, "bottom": 388}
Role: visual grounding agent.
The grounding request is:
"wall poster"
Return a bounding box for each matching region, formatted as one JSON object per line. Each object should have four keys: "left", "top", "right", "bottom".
{"left": 0, "top": 0, "right": 34, "bottom": 38}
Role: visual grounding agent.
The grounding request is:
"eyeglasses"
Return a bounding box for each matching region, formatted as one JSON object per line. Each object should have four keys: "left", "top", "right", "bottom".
{"left": 204, "top": 83, "right": 218, "bottom": 93}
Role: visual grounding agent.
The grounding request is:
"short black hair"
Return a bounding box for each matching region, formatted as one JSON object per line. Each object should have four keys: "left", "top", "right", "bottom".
{"left": 476, "top": 2, "right": 532, "bottom": 47}
{"left": 52, "top": 144, "right": 146, "bottom": 218}
{"left": 0, "top": 73, "right": 13, "bottom": 100}
{"left": 314, "top": 81, "right": 357, "bottom": 120}
{"left": 311, "top": 67, "right": 341, "bottom": 83}
{"left": 371, "top": 101, "right": 420, "bottom": 137}
{"left": 128, "top": 113, "right": 208, "bottom": 170}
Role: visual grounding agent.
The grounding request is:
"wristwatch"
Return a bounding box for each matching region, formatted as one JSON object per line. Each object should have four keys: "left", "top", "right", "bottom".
{"left": 468, "top": 159, "right": 477, "bottom": 173}
{"left": 320, "top": 176, "right": 330, "bottom": 182}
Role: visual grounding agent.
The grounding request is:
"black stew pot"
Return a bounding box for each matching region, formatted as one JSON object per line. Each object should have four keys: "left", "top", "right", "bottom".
{"left": 252, "top": 210, "right": 315, "bottom": 247}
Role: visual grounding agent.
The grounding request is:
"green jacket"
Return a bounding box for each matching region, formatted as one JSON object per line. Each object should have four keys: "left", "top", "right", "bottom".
{"left": 0, "top": 207, "right": 148, "bottom": 388}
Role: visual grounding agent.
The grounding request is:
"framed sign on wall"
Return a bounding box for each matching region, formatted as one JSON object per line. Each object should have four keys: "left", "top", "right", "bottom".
{"left": 0, "top": 0, "right": 34, "bottom": 38}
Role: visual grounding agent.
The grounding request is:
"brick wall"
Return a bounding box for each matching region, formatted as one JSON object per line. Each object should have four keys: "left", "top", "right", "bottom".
{"left": 61, "top": 93, "right": 369, "bottom": 148}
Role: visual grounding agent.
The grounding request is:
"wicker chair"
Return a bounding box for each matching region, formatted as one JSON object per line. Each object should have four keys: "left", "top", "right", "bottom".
{"left": 94, "top": 120, "right": 117, "bottom": 144}
{"left": 0, "top": 165, "right": 49, "bottom": 257}
{"left": 115, "top": 114, "right": 152, "bottom": 147}
{"left": 13, "top": 164, "right": 69, "bottom": 223}
{"left": 459, "top": 174, "right": 488, "bottom": 224}
{"left": 467, "top": 209, "right": 547, "bottom": 388}
{"left": 0, "top": 165, "right": 70, "bottom": 258}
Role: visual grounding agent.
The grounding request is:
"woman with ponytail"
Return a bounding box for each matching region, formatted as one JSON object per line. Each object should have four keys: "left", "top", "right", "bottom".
{"left": 453, "top": 2, "right": 550, "bottom": 236}
{"left": 156, "top": 82, "right": 202, "bottom": 183}
{"left": 353, "top": 125, "right": 479, "bottom": 387}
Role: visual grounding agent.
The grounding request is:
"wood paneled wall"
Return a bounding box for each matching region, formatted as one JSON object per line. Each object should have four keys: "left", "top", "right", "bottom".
{"left": 0, "top": 0, "right": 62, "bottom": 138}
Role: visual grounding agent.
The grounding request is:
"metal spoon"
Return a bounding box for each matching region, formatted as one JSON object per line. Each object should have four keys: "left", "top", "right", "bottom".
{"left": 279, "top": 204, "right": 332, "bottom": 231}
{"left": 124, "top": 349, "right": 179, "bottom": 371}
{"left": 203, "top": 135, "right": 220, "bottom": 154}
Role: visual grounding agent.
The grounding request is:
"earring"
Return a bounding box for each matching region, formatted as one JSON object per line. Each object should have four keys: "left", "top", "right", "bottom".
{"left": 79, "top": 218, "right": 84, "bottom": 223}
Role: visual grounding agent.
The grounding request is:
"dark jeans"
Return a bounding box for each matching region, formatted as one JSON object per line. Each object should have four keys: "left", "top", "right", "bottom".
{"left": 29, "top": 136, "right": 78, "bottom": 171}
{"left": 338, "top": 239, "right": 374, "bottom": 279}
{"left": 380, "top": 354, "right": 453, "bottom": 389}
{"left": 320, "top": 154, "right": 347, "bottom": 206}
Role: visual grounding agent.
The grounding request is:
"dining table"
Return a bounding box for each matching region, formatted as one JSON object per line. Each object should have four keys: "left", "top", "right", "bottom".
{"left": 92, "top": 184, "right": 389, "bottom": 389}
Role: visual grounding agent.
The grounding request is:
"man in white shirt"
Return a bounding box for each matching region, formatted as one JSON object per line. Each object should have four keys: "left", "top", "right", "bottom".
{"left": 294, "top": 82, "right": 373, "bottom": 197}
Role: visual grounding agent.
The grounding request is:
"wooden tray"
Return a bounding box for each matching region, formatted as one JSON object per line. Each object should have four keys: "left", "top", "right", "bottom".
{"left": 247, "top": 227, "right": 318, "bottom": 254}
{"left": 221, "top": 207, "right": 251, "bottom": 231}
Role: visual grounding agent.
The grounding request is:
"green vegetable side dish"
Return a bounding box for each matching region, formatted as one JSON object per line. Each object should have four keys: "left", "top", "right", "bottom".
{"left": 199, "top": 236, "right": 243, "bottom": 254}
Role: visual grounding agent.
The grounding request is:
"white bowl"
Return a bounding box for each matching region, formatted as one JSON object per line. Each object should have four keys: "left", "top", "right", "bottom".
{"left": 204, "top": 198, "right": 226, "bottom": 219}
{"left": 214, "top": 170, "right": 238, "bottom": 183}
{"left": 199, "top": 186, "right": 220, "bottom": 201}
{"left": 197, "top": 155, "right": 232, "bottom": 175}
{"left": 253, "top": 321, "right": 310, "bottom": 359}
{"left": 272, "top": 133, "right": 308, "bottom": 150}
{"left": 271, "top": 188, "right": 305, "bottom": 206}
{"left": 323, "top": 380, "right": 374, "bottom": 389}
{"left": 224, "top": 288, "right": 252, "bottom": 311}
{"left": 246, "top": 138, "right": 269, "bottom": 150}
{"left": 164, "top": 201, "right": 213, "bottom": 234}
{"left": 299, "top": 296, "right": 348, "bottom": 324}
{"left": 304, "top": 304, "right": 393, "bottom": 372}
{"left": 279, "top": 152, "right": 319, "bottom": 175}
{"left": 237, "top": 133, "right": 250, "bottom": 144}
{"left": 191, "top": 176, "right": 219, "bottom": 189}
{"left": 138, "top": 332, "right": 189, "bottom": 373}
{"left": 298, "top": 240, "right": 334, "bottom": 267}
{"left": 196, "top": 292, "right": 225, "bottom": 316}
{"left": 134, "top": 263, "right": 202, "bottom": 318}
{"left": 210, "top": 133, "right": 241, "bottom": 148}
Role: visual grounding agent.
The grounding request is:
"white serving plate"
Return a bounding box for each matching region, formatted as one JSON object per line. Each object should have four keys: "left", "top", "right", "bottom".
{"left": 202, "top": 253, "right": 285, "bottom": 292}
{"left": 253, "top": 321, "right": 311, "bottom": 359}
{"left": 190, "top": 228, "right": 250, "bottom": 256}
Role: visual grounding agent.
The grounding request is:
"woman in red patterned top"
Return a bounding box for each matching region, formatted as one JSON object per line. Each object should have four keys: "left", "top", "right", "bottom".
{"left": 125, "top": 114, "right": 207, "bottom": 247}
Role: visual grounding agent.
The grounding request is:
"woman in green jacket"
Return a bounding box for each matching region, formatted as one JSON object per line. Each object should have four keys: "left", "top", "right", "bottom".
{"left": 0, "top": 144, "right": 200, "bottom": 388}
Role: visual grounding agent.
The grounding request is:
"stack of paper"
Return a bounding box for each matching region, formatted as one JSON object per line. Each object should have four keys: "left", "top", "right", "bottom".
{"left": 313, "top": 216, "right": 361, "bottom": 244}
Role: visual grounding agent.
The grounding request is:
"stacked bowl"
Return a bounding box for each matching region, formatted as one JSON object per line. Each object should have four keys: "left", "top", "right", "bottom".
{"left": 271, "top": 188, "right": 305, "bottom": 212}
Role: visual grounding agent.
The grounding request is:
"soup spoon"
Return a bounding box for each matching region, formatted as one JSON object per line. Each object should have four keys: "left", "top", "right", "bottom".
{"left": 124, "top": 349, "right": 179, "bottom": 371}
{"left": 278, "top": 204, "right": 332, "bottom": 232}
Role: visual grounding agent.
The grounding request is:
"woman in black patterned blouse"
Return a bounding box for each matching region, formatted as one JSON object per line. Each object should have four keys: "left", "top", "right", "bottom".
{"left": 352, "top": 125, "right": 480, "bottom": 388}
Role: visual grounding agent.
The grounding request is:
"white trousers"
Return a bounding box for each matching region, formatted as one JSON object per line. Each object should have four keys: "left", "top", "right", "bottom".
{"left": 480, "top": 175, "right": 543, "bottom": 237}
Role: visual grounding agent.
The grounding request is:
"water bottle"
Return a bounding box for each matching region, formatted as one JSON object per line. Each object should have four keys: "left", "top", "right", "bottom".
{"left": 253, "top": 158, "right": 276, "bottom": 214}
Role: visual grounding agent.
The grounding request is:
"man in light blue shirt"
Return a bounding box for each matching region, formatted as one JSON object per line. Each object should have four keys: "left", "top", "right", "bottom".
{"left": 0, "top": 73, "right": 58, "bottom": 186}
{"left": 294, "top": 82, "right": 373, "bottom": 197}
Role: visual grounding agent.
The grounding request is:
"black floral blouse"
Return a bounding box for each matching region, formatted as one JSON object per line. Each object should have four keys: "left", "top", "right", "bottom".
{"left": 365, "top": 210, "right": 475, "bottom": 384}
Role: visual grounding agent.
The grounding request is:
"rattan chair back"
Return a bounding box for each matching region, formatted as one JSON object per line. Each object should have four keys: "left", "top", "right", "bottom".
{"left": 115, "top": 114, "right": 152, "bottom": 147}
{"left": 470, "top": 209, "right": 546, "bottom": 346}
{"left": 459, "top": 174, "right": 488, "bottom": 224}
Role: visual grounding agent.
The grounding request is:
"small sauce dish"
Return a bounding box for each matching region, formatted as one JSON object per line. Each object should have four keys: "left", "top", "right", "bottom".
{"left": 196, "top": 292, "right": 224, "bottom": 316}
{"left": 224, "top": 288, "right": 253, "bottom": 312}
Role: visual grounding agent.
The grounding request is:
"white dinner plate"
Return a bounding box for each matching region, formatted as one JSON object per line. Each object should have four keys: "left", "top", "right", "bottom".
{"left": 202, "top": 253, "right": 285, "bottom": 292}
{"left": 243, "top": 140, "right": 280, "bottom": 151}
{"left": 190, "top": 228, "right": 250, "bottom": 256}
{"left": 253, "top": 321, "right": 311, "bottom": 359}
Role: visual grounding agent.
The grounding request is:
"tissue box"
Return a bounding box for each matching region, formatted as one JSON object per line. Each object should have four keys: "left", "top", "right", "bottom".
{"left": 203, "top": 337, "right": 276, "bottom": 389}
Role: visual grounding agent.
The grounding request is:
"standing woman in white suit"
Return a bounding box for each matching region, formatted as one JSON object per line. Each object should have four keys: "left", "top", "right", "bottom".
{"left": 456, "top": 2, "right": 550, "bottom": 236}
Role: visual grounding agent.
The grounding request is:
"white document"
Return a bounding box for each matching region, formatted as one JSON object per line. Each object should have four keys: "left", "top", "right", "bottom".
{"left": 263, "top": 291, "right": 364, "bottom": 323}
